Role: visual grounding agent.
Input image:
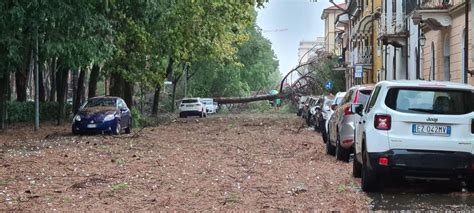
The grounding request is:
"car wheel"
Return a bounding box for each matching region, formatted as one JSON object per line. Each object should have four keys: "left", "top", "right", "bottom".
{"left": 353, "top": 153, "right": 362, "bottom": 178}
{"left": 466, "top": 180, "right": 474, "bottom": 192}
{"left": 124, "top": 118, "right": 132, "bottom": 134}
{"left": 336, "top": 135, "right": 349, "bottom": 162}
{"left": 306, "top": 114, "right": 312, "bottom": 126}
{"left": 322, "top": 129, "right": 328, "bottom": 144}
{"left": 361, "top": 148, "right": 379, "bottom": 192}
{"left": 179, "top": 112, "right": 186, "bottom": 118}
{"left": 114, "top": 121, "right": 121, "bottom": 135}
{"left": 326, "top": 130, "right": 335, "bottom": 156}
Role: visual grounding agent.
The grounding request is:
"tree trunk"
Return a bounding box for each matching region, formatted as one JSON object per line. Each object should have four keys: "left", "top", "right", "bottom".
{"left": 15, "top": 67, "right": 28, "bottom": 102}
{"left": 57, "top": 68, "right": 69, "bottom": 125}
{"left": 73, "top": 68, "right": 86, "bottom": 115}
{"left": 109, "top": 74, "right": 124, "bottom": 97}
{"left": 49, "top": 59, "right": 56, "bottom": 102}
{"left": 0, "top": 73, "right": 9, "bottom": 130}
{"left": 151, "top": 85, "right": 161, "bottom": 116}
{"left": 88, "top": 64, "right": 100, "bottom": 98}
{"left": 38, "top": 61, "right": 45, "bottom": 102}
{"left": 123, "top": 80, "right": 133, "bottom": 108}
{"left": 213, "top": 94, "right": 281, "bottom": 104}
{"left": 72, "top": 69, "right": 78, "bottom": 110}
{"left": 170, "top": 76, "right": 180, "bottom": 112}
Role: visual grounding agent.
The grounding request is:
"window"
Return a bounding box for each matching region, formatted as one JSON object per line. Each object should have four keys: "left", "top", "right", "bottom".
{"left": 182, "top": 99, "right": 198, "bottom": 104}
{"left": 385, "top": 88, "right": 474, "bottom": 115}
{"left": 117, "top": 100, "right": 126, "bottom": 109}
{"left": 365, "top": 86, "right": 381, "bottom": 113}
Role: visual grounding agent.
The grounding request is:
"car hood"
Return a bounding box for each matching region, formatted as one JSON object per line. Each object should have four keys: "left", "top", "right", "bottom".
{"left": 78, "top": 107, "right": 117, "bottom": 120}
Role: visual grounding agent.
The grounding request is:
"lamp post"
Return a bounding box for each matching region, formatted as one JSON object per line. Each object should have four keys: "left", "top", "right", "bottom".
{"left": 417, "top": 32, "right": 426, "bottom": 80}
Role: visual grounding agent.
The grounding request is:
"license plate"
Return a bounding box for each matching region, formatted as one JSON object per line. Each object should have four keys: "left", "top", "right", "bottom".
{"left": 87, "top": 124, "right": 97, "bottom": 128}
{"left": 186, "top": 104, "right": 194, "bottom": 107}
{"left": 412, "top": 124, "right": 451, "bottom": 136}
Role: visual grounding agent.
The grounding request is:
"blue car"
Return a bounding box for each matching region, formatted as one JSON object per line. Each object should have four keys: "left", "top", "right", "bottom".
{"left": 72, "top": 96, "right": 132, "bottom": 135}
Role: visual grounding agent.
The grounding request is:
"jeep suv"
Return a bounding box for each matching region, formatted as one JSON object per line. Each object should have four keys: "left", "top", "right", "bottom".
{"left": 352, "top": 80, "right": 474, "bottom": 192}
{"left": 179, "top": 98, "right": 207, "bottom": 118}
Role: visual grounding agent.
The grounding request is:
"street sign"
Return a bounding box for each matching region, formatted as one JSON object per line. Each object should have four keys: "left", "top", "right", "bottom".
{"left": 355, "top": 65, "right": 363, "bottom": 78}
{"left": 325, "top": 81, "right": 333, "bottom": 90}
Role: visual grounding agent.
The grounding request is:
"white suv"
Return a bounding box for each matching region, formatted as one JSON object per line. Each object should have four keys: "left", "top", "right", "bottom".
{"left": 179, "top": 98, "right": 207, "bottom": 118}
{"left": 352, "top": 80, "right": 474, "bottom": 192}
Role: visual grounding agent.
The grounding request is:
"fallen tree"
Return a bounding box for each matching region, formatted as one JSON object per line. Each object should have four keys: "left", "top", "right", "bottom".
{"left": 213, "top": 50, "right": 333, "bottom": 105}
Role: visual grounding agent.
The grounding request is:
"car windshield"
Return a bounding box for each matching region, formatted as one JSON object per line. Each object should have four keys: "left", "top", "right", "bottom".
{"left": 385, "top": 88, "right": 474, "bottom": 115}
{"left": 182, "top": 99, "right": 198, "bottom": 104}
{"left": 83, "top": 98, "right": 116, "bottom": 108}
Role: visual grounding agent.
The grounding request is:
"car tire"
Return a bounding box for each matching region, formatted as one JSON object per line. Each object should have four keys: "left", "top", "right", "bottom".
{"left": 466, "top": 180, "right": 474, "bottom": 192}
{"left": 114, "top": 121, "right": 121, "bottom": 135}
{"left": 179, "top": 113, "right": 186, "bottom": 118}
{"left": 361, "top": 148, "right": 379, "bottom": 192}
{"left": 322, "top": 129, "right": 328, "bottom": 144}
{"left": 326, "top": 130, "right": 336, "bottom": 156}
{"left": 124, "top": 118, "right": 132, "bottom": 134}
{"left": 353, "top": 154, "right": 362, "bottom": 178}
{"left": 336, "top": 135, "right": 350, "bottom": 162}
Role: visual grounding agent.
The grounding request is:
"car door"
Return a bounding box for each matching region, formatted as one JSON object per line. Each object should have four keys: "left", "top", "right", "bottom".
{"left": 355, "top": 85, "right": 381, "bottom": 160}
{"left": 330, "top": 90, "right": 353, "bottom": 144}
{"left": 118, "top": 99, "right": 130, "bottom": 127}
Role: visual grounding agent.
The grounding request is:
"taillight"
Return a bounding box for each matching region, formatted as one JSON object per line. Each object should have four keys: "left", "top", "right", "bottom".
{"left": 374, "top": 114, "right": 391, "bottom": 130}
{"left": 354, "top": 91, "right": 360, "bottom": 103}
{"left": 344, "top": 106, "right": 353, "bottom": 115}
{"left": 378, "top": 157, "right": 389, "bottom": 166}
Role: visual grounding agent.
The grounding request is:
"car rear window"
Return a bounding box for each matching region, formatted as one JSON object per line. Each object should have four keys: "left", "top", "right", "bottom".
{"left": 385, "top": 88, "right": 474, "bottom": 115}
{"left": 182, "top": 99, "right": 198, "bottom": 103}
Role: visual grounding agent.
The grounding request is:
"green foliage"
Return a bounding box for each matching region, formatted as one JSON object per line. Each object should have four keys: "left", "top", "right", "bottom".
{"left": 186, "top": 13, "right": 280, "bottom": 98}
{"left": 247, "top": 101, "right": 274, "bottom": 113}
{"left": 130, "top": 107, "right": 142, "bottom": 128}
{"left": 307, "top": 58, "right": 345, "bottom": 94}
{"left": 7, "top": 101, "right": 72, "bottom": 123}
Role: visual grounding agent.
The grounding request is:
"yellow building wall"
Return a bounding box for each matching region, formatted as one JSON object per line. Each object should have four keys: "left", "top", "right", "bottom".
{"left": 372, "top": 0, "right": 382, "bottom": 83}
{"left": 422, "top": 8, "right": 474, "bottom": 85}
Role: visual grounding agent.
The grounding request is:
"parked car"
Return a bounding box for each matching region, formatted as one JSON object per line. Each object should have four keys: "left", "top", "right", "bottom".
{"left": 201, "top": 98, "right": 217, "bottom": 114}
{"left": 326, "top": 85, "right": 374, "bottom": 161}
{"left": 322, "top": 92, "right": 347, "bottom": 143}
{"left": 313, "top": 95, "right": 334, "bottom": 133}
{"left": 301, "top": 96, "right": 317, "bottom": 120}
{"left": 351, "top": 80, "right": 474, "bottom": 192}
{"left": 179, "top": 98, "right": 207, "bottom": 118}
{"left": 303, "top": 96, "right": 320, "bottom": 126}
{"left": 297, "top": 96, "right": 309, "bottom": 116}
{"left": 72, "top": 96, "right": 132, "bottom": 135}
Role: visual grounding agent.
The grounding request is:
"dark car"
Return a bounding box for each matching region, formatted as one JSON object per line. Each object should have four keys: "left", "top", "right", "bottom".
{"left": 313, "top": 95, "right": 334, "bottom": 133}
{"left": 72, "top": 96, "right": 132, "bottom": 135}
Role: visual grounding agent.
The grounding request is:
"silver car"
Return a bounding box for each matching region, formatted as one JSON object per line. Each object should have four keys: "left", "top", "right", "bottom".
{"left": 326, "top": 85, "right": 374, "bottom": 162}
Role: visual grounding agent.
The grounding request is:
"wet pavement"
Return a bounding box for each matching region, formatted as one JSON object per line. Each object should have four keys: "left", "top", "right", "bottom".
{"left": 368, "top": 180, "right": 474, "bottom": 211}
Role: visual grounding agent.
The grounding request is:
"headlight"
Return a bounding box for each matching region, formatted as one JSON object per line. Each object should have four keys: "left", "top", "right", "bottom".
{"left": 104, "top": 114, "right": 115, "bottom": 122}
{"left": 74, "top": 115, "right": 81, "bottom": 122}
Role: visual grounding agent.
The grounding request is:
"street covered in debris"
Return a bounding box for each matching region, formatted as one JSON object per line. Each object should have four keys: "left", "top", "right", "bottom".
{"left": 0, "top": 113, "right": 368, "bottom": 211}
{"left": 2, "top": 113, "right": 474, "bottom": 211}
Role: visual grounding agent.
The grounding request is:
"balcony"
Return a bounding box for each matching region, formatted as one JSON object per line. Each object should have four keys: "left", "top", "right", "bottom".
{"left": 411, "top": 0, "right": 463, "bottom": 30}
{"left": 379, "top": 13, "right": 407, "bottom": 46}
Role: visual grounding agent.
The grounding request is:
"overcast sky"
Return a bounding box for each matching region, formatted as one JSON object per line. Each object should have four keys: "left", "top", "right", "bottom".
{"left": 256, "top": 0, "right": 344, "bottom": 76}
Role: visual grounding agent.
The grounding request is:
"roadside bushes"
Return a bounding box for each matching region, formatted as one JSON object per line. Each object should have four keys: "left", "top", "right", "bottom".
{"left": 7, "top": 101, "right": 72, "bottom": 123}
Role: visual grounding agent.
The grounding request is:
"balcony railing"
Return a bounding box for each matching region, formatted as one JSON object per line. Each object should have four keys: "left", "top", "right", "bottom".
{"left": 420, "top": 0, "right": 463, "bottom": 9}
{"left": 379, "top": 13, "right": 406, "bottom": 36}
{"left": 353, "top": 46, "right": 372, "bottom": 65}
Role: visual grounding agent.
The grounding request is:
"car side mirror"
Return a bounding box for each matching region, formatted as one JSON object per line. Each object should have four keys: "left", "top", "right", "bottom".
{"left": 331, "top": 104, "right": 338, "bottom": 111}
{"left": 120, "top": 108, "right": 128, "bottom": 112}
{"left": 350, "top": 104, "right": 364, "bottom": 116}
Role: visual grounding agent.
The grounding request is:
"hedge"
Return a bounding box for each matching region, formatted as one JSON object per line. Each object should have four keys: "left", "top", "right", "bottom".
{"left": 6, "top": 101, "right": 72, "bottom": 123}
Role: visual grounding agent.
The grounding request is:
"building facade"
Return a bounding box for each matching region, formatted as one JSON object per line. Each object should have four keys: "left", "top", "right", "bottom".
{"left": 322, "top": 3, "right": 346, "bottom": 54}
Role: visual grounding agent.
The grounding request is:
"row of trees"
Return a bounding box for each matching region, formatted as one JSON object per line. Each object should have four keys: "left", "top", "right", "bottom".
{"left": 0, "top": 0, "right": 278, "bottom": 129}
